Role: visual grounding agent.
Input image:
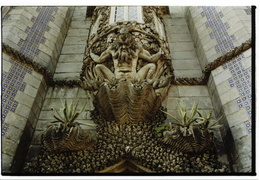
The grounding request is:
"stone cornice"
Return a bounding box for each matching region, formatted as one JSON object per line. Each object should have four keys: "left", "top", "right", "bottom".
{"left": 2, "top": 43, "right": 54, "bottom": 85}
{"left": 204, "top": 38, "right": 251, "bottom": 73}
{"left": 172, "top": 38, "right": 252, "bottom": 85}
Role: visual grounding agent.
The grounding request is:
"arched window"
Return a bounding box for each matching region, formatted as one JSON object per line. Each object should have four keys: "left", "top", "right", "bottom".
{"left": 110, "top": 6, "right": 143, "bottom": 24}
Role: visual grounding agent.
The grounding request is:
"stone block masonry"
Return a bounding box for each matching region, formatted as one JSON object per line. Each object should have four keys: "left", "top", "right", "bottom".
{"left": 2, "top": 7, "right": 75, "bottom": 76}
{"left": 1, "top": 6, "right": 253, "bottom": 174}
{"left": 164, "top": 7, "right": 202, "bottom": 78}
{"left": 207, "top": 48, "right": 252, "bottom": 172}
{"left": 186, "top": 6, "right": 251, "bottom": 69}
{"left": 25, "top": 87, "right": 95, "bottom": 163}
{"left": 54, "top": 7, "right": 91, "bottom": 81}
{"left": 2, "top": 53, "right": 48, "bottom": 173}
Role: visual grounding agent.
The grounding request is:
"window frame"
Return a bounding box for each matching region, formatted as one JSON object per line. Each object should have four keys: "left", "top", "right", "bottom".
{"left": 109, "top": 6, "right": 143, "bottom": 24}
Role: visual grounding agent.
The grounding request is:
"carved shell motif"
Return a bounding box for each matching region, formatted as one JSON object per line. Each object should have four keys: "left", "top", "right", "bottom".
{"left": 42, "top": 123, "right": 96, "bottom": 152}
{"left": 95, "top": 79, "right": 162, "bottom": 124}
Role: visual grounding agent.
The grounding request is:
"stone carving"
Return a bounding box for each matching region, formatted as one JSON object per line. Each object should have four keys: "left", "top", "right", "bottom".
{"left": 81, "top": 23, "right": 172, "bottom": 94}
{"left": 25, "top": 109, "right": 228, "bottom": 173}
{"left": 24, "top": 6, "right": 229, "bottom": 174}
{"left": 42, "top": 123, "right": 96, "bottom": 152}
{"left": 80, "top": 6, "right": 173, "bottom": 125}
{"left": 161, "top": 125, "right": 214, "bottom": 153}
{"left": 42, "top": 100, "right": 96, "bottom": 152}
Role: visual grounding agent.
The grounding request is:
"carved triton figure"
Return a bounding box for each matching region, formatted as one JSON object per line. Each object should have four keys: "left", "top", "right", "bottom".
{"left": 89, "top": 27, "right": 166, "bottom": 88}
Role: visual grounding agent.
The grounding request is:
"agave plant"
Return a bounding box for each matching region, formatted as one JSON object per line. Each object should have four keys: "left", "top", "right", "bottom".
{"left": 195, "top": 109, "right": 222, "bottom": 131}
{"left": 51, "top": 99, "right": 96, "bottom": 127}
{"left": 160, "top": 102, "right": 199, "bottom": 128}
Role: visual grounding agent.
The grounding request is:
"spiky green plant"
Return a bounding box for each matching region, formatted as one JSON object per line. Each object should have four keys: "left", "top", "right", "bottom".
{"left": 160, "top": 102, "right": 199, "bottom": 128}
{"left": 51, "top": 99, "right": 96, "bottom": 127}
{"left": 195, "top": 109, "right": 222, "bottom": 130}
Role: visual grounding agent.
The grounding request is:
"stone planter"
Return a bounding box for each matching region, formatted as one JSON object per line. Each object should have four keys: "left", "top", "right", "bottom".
{"left": 42, "top": 123, "right": 96, "bottom": 152}
{"left": 161, "top": 126, "right": 214, "bottom": 153}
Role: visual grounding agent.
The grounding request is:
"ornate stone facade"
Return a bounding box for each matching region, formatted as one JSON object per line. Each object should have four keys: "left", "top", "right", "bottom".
{"left": 1, "top": 6, "right": 253, "bottom": 175}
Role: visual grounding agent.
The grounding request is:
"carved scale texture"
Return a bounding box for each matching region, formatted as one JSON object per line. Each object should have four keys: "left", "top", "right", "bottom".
{"left": 95, "top": 79, "right": 162, "bottom": 124}
{"left": 161, "top": 127, "right": 214, "bottom": 153}
{"left": 42, "top": 124, "right": 96, "bottom": 152}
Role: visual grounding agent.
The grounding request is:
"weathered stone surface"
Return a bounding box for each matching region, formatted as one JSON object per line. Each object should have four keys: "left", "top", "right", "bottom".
{"left": 177, "top": 86, "right": 210, "bottom": 97}
{"left": 53, "top": 72, "right": 80, "bottom": 80}
{"left": 67, "top": 29, "right": 89, "bottom": 36}
{"left": 4, "top": 112, "right": 27, "bottom": 130}
{"left": 2, "top": 153, "right": 13, "bottom": 172}
{"left": 61, "top": 44, "right": 86, "bottom": 54}
{"left": 172, "top": 59, "right": 201, "bottom": 69}
{"left": 171, "top": 51, "right": 198, "bottom": 59}
{"left": 219, "top": 88, "right": 240, "bottom": 105}
{"left": 70, "top": 20, "right": 91, "bottom": 28}
{"left": 15, "top": 103, "right": 32, "bottom": 118}
{"left": 226, "top": 108, "right": 249, "bottom": 128}
{"left": 23, "top": 73, "right": 42, "bottom": 89}
{"left": 55, "top": 62, "right": 82, "bottom": 73}
{"left": 3, "top": 59, "right": 12, "bottom": 72}
{"left": 58, "top": 54, "right": 84, "bottom": 62}
{"left": 2, "top": 138, "right": 18, "bottom": 157}
{"left": 64, "top": 36, "right": 87, "bottom": 45}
